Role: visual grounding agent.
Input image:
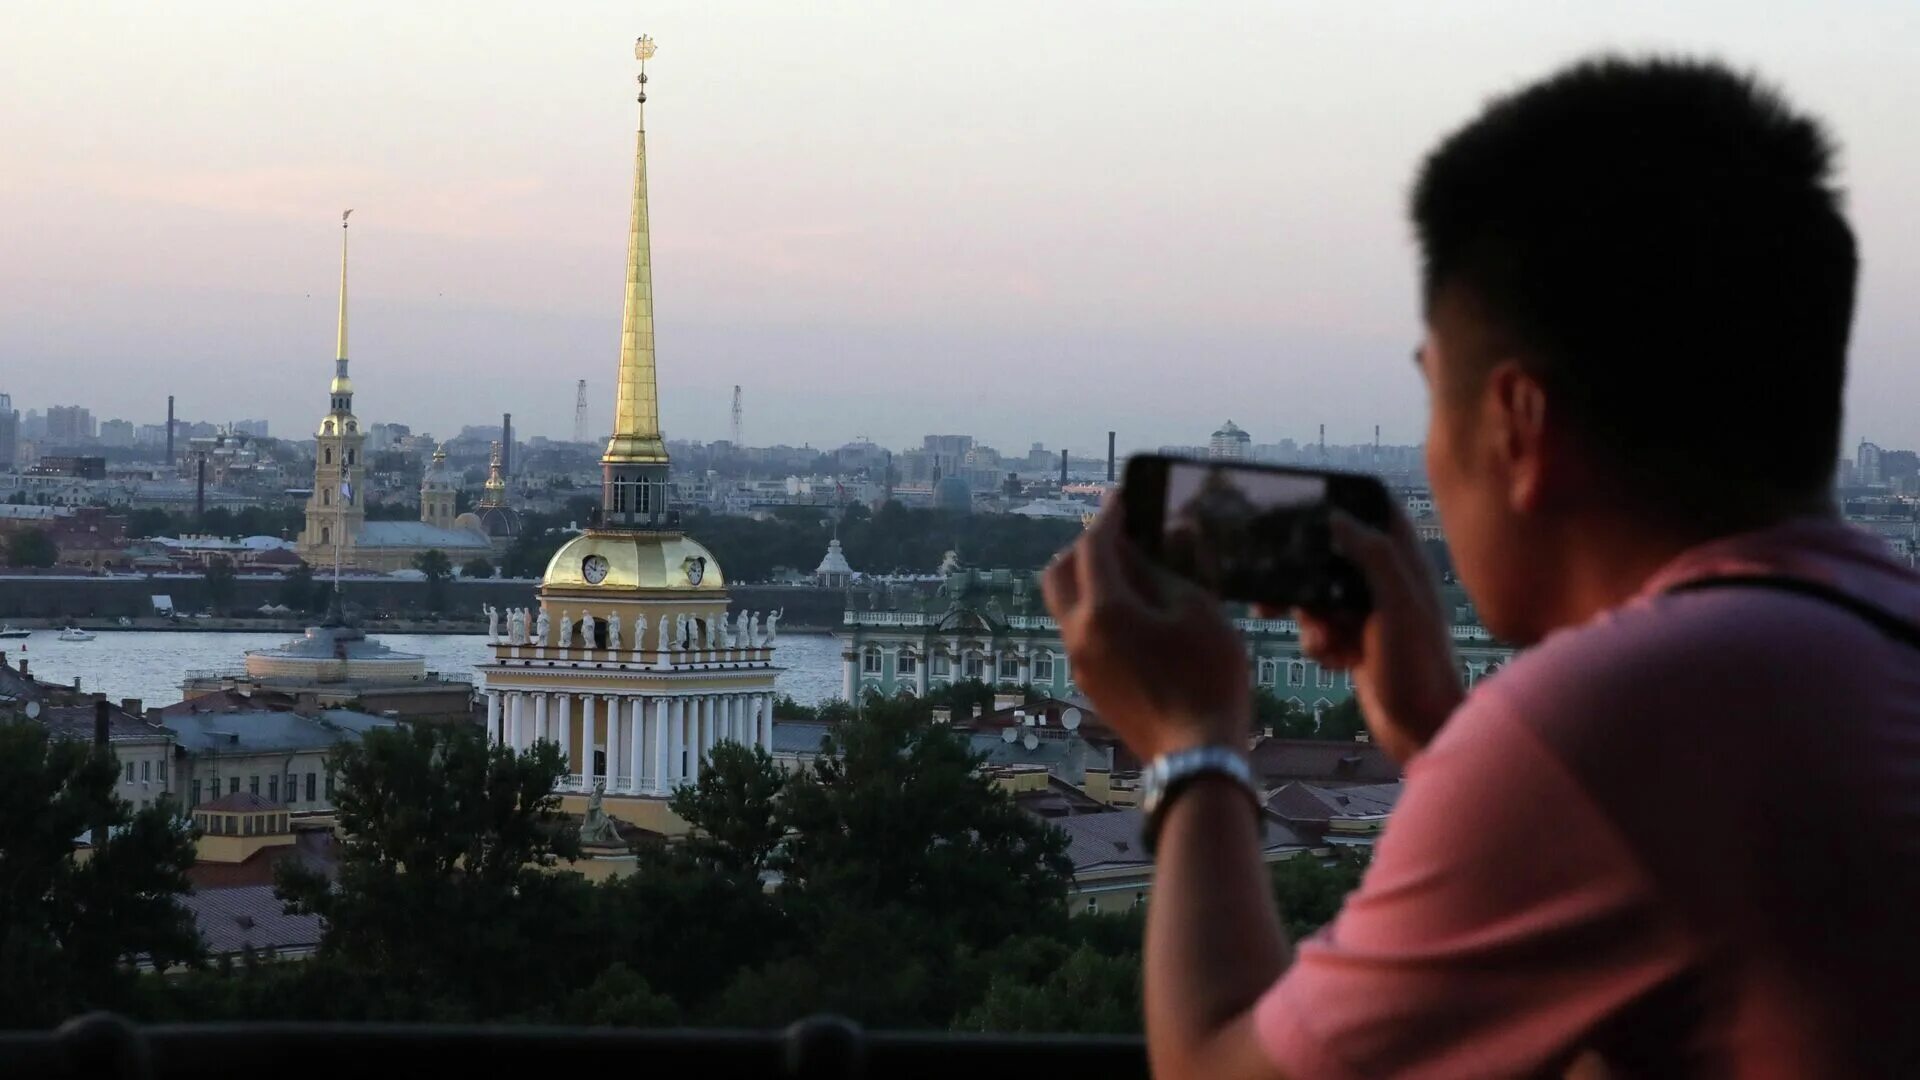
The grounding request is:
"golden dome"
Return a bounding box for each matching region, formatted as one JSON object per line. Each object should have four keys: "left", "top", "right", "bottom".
{"left": 330, "top": 374, "right": 354, "bottom": 395}
{"left": 542, "top": 530, "right": 727, "bottom": 593}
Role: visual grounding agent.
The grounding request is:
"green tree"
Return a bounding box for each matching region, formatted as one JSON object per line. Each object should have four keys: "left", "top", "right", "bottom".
{"left": 460, "top": 556, "right": 494, "bottom": 579}
{"left": 0, "top": 722, "right": 201, "bottom": 1026}
{"left": 278, "top": 724, "right": 586, "bottom": 1019}
{"left": 1270, "top": 850, "right": 1368, "bottom": 941}
{"left": 957, "top": 942, "right": 1141, "bottom": 1034}
{"left": 202, "top": 555, "right": 236, "bottom": 611}
{"left": 775, "top": 696, "right": 1072, "bottom": 952}
{"left": 126, "top": 508, "right": 173, "bottom": 539}
{"left": 5, "top": 527, "right": 59, "bottom": 568}
{"left": 668, "top": 741, "right": 787, "bottom": 877}
{"left": 412, "top": 548, "right": 452, "bottom": 613}
{"left": 276, "top": 561, "right": 315, "bottom": 612}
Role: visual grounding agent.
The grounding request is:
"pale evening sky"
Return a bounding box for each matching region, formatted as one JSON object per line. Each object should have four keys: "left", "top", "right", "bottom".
{"left": 2, "top": 1, "right": 1916, "bottom": 459}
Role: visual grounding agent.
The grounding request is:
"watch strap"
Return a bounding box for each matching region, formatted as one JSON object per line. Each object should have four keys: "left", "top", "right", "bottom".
{"left": 1140, "top": 745, "right": 1262, "bottom": 855}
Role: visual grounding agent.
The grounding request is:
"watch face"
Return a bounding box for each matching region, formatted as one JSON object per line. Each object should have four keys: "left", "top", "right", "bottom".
{"left": 686, "top": 556, "right": 706, "bottom": 586}
{"left": 582, "top": 554, "right": 610, "bottom": 585}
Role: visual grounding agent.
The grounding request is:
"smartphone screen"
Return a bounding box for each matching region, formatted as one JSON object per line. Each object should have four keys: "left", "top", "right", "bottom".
{"left": 1123, "top": 455, "right": 1387, "bottom": 613}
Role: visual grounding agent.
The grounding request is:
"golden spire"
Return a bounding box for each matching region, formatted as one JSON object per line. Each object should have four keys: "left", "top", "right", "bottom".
{"left": 331, "top": 209, "right": 354, "bottom": 399}
{"left": 603, "top": 36, "right": 668, "bottom": 465}
{"left": 482, "top": 440, "right": 507, "bottom": 506}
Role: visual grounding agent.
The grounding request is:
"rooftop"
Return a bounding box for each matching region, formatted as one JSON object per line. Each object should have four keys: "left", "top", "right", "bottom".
{"left": 179, "top": 884, "right": 325, "bottom": 958}
{"left": 162, "top": 707, "right": 398, "bottom": 755}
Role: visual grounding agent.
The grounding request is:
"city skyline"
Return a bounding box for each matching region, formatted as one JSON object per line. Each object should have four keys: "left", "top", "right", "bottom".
{"left": 5, "top": 3, "right": 1920, "bottom": 451}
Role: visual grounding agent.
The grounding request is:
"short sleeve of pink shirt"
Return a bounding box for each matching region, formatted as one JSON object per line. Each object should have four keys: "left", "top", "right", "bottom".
{"left": 1253, "top": 697, "right": 1694, "bottom": 1079}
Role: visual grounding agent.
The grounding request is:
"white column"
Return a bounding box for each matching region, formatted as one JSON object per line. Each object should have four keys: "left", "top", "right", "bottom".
{"left": 556, "top": 694, "right": 572, "bottom": 769}
{"left": 637, "top": 699, "right": 652, "bottom": 791}
{"left": 508, "top": 692, "right": 524, "bottom": 751}
{"left": 485, "top": 691, "right": 501, "bottom": 745}
{"left": 702, "top": 695, "right": 717, "bottom": 755}
{"left": 686, "top": 697, "right": 702, "bottom": 786}
{"left": 723, "top": 694, "right": 738, "bottom": 745}
{"left": 605, "top": 695, "right": 622, "bottom": 793}
{"left": 580, "top": 695, "right": 598, "bottom": 791}
{"left": 761, "top": 691, "right": 774, "bottom": 753}
{"left": 534, "top": 693, "right": 549, "bottom": 744}
{"left": 667, "top": 697, "right": 685, "bottom": 790}
{"left": 842, "top": 650, "right": 858, "bottom": 702}
{"left": 651, "top": 698, "right": 670, "bottom": 794}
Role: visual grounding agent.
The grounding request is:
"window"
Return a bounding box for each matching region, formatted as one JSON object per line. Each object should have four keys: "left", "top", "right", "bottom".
{"left": 862, "top": 647, "right": 882, "bottom": 674}
{"left": 158, "top": 759, "right": 167, "bottom": 782}
{"left": 125, "top": 762, "right": 135, "bottom": 783}
{"left": 897, "top": 652, "right": 918, "bottom": 676}
{"left": 998, "top": 654, "right": 1020, "bottom": 681}
{"left": 1084, "top": 897, "right": 1099, "bottom": 914}
{"left": 141, "top": 760, "right": 151, "bottom": 782}
{"left": 268, "top": 774, "right": 279, "bottom": 802}
{"left": 321, "top": 526, "right": 330, "bottom": 545}
{"left": 322, "top": 488, "right": 331, "bottom": 507}
{"left": 1287, "top": 662, "right": 1306, "bottom": 688}
{"left": 932, "top": 654, "right": 951, "bottom": 677}
{"left": 639, "top": 481, "right": 651, "bottom": 514}
{"left": 612, "top": 481, "right": 625, "bottom": 512}
{"left": 191, "top": 780, "right": 201, "bottom": 807}
{"left": 1316, "top": 666, "right": 1336, "bottom": 688}
{"left": 306, "top": 773, "right": 317, "bottom": 802}
{"left": 324, "top": 447, "right": 333, "bottom": 465}
{"left": 249, "top": 775, "right": 259, "bottom": 796}
{"left": 964, "top": 652, "right": 985, "bottom": 680}
{"left": 1257, "top": 658, "right": 1278, "bottom": 687}
{"left": 1033, "top": 650, "right": 1055, "bottom": 682}
{"left": 229, "top": 776, "right": 240, "bottom": 794}
{"left": 325, "top": 775, "right": 336, "bottom": 801}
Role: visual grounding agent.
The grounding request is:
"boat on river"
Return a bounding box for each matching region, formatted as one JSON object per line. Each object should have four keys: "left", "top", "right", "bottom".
{"left": 0, "top": 626, "right": 29, "bottom": 639}
{"left": 57, "top": 627, "right": 96, "bottom": 642}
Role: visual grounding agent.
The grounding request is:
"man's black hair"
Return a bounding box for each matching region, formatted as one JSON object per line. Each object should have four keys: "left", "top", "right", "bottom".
{"left": 1411, "top": 56, "right": 1857, "bottom": 522}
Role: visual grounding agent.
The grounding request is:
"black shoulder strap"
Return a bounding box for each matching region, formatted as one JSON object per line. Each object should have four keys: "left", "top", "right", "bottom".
{"left": 1667, "top": 573, "right": 1920, "bottom": 652}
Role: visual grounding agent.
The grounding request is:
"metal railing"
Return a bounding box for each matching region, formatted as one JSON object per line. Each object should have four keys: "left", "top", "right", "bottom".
{"left": 3, "top": 1013, "right": 1148, "bottom": 1080}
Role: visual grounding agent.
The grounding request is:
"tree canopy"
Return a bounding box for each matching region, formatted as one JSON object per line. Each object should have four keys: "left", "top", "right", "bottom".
{"left": 4, "top": 527, "right": 59, "bottom": 568}
{"left": 0, "top": 722, "right": 200, "bottom": 1027}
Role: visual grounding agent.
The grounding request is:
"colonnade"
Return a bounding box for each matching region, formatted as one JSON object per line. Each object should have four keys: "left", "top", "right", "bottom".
{"left": 483, "top": 689, "right": 775, "bottom": 795}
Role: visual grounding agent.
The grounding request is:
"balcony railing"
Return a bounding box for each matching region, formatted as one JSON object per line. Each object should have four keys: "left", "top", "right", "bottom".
{"left": 4, "top": 1013, "right": 1148, "bottom": 1080}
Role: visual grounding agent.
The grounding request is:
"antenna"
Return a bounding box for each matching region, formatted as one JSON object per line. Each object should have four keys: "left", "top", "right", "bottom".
{"left": 731, "top": 385, "right": 743, "bottom": 448}
{"left": 574, "top": 380, "right": 589, "bottom": 443}
{"left": 1061, "top": 706, "right": 1082, "bottom": 731}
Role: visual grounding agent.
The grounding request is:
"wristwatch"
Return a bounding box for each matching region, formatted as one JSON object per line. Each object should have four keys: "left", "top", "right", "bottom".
{"left": 1139, "top": 745, "right": 1263, "bottom": 855}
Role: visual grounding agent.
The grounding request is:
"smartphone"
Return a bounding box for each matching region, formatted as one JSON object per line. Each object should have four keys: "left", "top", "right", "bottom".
{"left": 1120, "top": 454, "right": 1393, "bottom": 614}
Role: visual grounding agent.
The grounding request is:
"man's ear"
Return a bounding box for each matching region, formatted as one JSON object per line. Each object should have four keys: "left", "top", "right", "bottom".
{"left": 1485, "top": 361, "right": 1551, "bottom": 514}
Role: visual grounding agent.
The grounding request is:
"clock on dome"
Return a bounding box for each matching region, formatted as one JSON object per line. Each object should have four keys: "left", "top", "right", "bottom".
{"left": 582, "top": 554, "right": 610, "bottom": 585}
{"left": 685, "top": 556, "right": 706, "bottom": 587}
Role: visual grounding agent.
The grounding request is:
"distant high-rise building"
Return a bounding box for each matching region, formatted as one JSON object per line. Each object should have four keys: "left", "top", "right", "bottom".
{"left": 1209, "top": 420, "right": 1252, "bottom": 460}
{"left": 98, "top": 419, "right": 136, "bottom": 447}
{"left": 923, "top": 434, "right": 974, "bottom": 479}
{"left": 1857, "top": 440, "right": 1885, "bottom": 487}
{"left": 0, "top": 393, "right": 16, "bottom": 471}
{"left": 45, "top": 405, "right": 96, "bottom": 442}
{"left": 231, "top": 418, "right": 270, "bottom": 437}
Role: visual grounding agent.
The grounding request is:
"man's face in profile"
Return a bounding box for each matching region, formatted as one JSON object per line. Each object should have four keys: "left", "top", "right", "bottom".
{"left": 1419, "top": 287, "right": 1538, "bottom": 644}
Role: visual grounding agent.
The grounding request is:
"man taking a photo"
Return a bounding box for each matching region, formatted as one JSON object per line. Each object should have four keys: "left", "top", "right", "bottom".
{"left": 1047, "top": 56, "right": 1919, "bottom": 1077}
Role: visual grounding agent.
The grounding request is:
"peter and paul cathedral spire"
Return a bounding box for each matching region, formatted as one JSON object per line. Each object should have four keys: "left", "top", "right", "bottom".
{"left": 600, "top": 35, "right": 672, "bottom": 531}
{"left": 331, "top": 209, "right": 355, "bottom": 418}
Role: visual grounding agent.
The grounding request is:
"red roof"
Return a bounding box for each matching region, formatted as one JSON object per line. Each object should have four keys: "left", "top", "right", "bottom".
{"left": 1247, "top": 737, "right": 1400, "bottom": 787}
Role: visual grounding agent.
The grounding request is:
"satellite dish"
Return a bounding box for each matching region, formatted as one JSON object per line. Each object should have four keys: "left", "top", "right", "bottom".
{"left": 1001, "top": 726, "right": 1018, "bottom": 743}
{"left": 1022, "top": 731, "right": 1039, "bottom": 751}
{"left": 25, "top": 700, "right": 41, "bottom": 719}
{"left": 1061, "top": 707, "right": 1082, "bottom": 731}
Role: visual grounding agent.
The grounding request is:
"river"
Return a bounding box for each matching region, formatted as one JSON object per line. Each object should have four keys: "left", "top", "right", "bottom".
{"left": 4, "top": 629, "right": 847, "bottom": 710}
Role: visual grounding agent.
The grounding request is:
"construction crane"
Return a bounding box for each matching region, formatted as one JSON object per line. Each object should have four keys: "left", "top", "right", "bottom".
{"left": 573, "top": 380, "right": 589, "bottom": 444}
{"left": 730, "top": 385, "right": 743, "bottom": 448}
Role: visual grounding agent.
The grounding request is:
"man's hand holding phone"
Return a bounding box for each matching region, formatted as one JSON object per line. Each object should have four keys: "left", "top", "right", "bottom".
{"left": 1290, "top": 508, "right": 1463, "bottom": 763}
{"left": 1044, "top": 501, "right": 1251, "bottom": 763}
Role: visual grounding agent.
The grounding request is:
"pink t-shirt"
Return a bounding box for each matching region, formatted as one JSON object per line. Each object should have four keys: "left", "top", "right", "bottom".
{"left": 1255, "top": 518, "right": 1920, "bottom": 1078}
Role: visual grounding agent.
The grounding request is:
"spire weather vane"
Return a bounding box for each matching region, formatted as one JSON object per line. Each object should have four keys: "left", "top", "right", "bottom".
{"left": 635, "top": 35, "right": 655, "bottom": 103}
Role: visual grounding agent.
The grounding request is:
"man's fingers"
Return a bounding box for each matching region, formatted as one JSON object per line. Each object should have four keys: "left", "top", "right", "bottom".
{"left": 1295, "top": 606, "right": 1363, "bottom": 669}
{"left": 1330, "top": 510, "right": 1408, "bottom": 597}
{"left": 1043, "top": 545, "right": 1082, "bottom": 617}
{"left": 1077, "top": 500, "right": 1147, "bottom": 614}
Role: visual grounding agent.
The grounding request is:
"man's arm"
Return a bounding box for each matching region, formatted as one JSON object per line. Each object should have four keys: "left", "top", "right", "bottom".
{"left": 1146, "top": 776, "right": 1293, "bottom": 1080}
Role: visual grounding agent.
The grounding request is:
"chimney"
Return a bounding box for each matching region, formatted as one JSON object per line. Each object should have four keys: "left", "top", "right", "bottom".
{"left": 501, "top": 413, "right": 512, "bottom": 478}
{"left": 122, "top": 698, "right": 142, "bottom": 718}
{"left": 17, "top": 658, "right": 27, "bottom": 677}
{"left": 166, "top": 395, "right": 176, "bottom": 465}
{"left": 195, "top": 455, "right": 207, "bottom": 519}
{"left": 1059, "top": 449, "right": 1069, "bottom": 486}
{"left": 1106, "top": 431, "right": 1116, "bottom": 482}
{"left": 92, "top": 698, "right": 110, "bottom": 848}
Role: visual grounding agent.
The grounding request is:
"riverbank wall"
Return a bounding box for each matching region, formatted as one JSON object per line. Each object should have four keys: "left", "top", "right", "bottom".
{"left": 0, "top": 576, "right": 849, "bottom": 632}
